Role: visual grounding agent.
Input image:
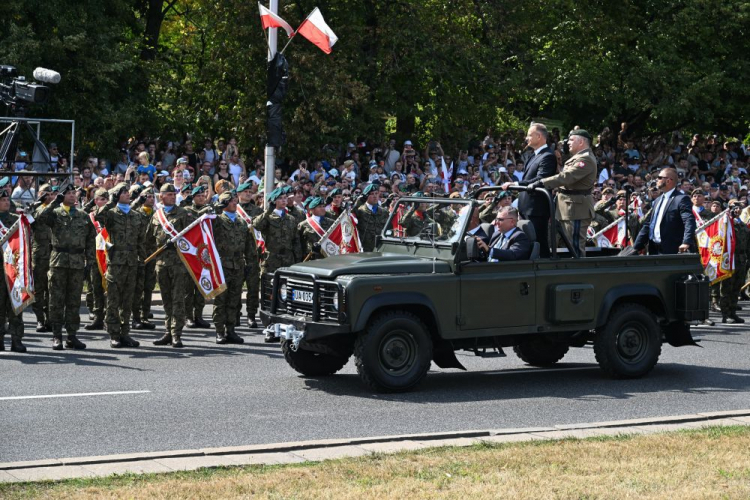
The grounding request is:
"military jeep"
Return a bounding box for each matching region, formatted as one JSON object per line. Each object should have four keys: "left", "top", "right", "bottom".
{"left": 260, "top": 187, "right": 709, "bottom": 392}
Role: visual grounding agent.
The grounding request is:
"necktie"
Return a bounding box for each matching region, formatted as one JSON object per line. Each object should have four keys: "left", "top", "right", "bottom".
{"left": 649, "top": 196, "right": 663, "bottom": 240}
{"left": 372, "top": 206, "right": 377, "bottom": 214}
{"left": 489, "top": 234, "right": 505, "bottom": 262}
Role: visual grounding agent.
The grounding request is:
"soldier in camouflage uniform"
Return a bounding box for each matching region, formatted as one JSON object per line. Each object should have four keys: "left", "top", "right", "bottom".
{"left": 183, "top": 185, "right": 213, "bottom": 329}
{"left": 399, "top": 192, "right": 438, "bottom": 237}
{"left": 212, "top": 191, "right": 257, "bottom": 344}
{"left": 95, "top": 183, "right": 146, "bottom": 348}
{"left": 253, "top": 188, "right": 300, "bottom": 276}
{"left": 146, "top": 184, "right": 193, "bottom": 347}
{"left": 691, "top": 189, "right": 716, "bottom": 326}
{"left": 354, "top": 184, "right": 389, "bottom": 251}
{"left": 720, "top": 200, "right": 748, "bottom": 324}
{"left": 326, "top": 188, "right": 344, "bottom": 220}
{"left": 594, "top": 190, "right": 639, "bottom": 242}
{"left": 237, "top": 182, "right": 262, "bottom": 327}
{"left": 479, "top": 191, "right": 512, "bottom": 224}
{"left": 36, "top": 184, "right": 96, "bottom": 350}
{"left": 0, "top": 191, "right": 26, "bottom": 352}
{"left": 30, "top": 185, "right": 53, "bottom": 332}
{"left": 0, "top": 177, "right": 19, "bottom": 214}
{"left": 131, "top": 185, "right": 158, "bottom": 330}
{"left": 297, "top": 197, "right": 333, "bottom": 259}
{"left": 83, "top": 188, "right": 109, "bottom": 331}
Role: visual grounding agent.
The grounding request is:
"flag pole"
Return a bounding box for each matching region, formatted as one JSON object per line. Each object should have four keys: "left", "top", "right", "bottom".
{"left": 282, "top": 8, "right": 313, "bottom": 55}
{"left": 587, "top": 215, "right": 624, "bottom": 242}
{"left": 263, "top": 0, "right": 279, "bottom": 206}
{"left": 279, "top": 33, "right": 295, "bottom": 55}
{"left": 695, "top": 208, "right": 729, "bottom": 234}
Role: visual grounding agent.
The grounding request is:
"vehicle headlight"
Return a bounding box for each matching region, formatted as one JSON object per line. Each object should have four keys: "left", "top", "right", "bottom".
{"left": 332, "top": 290, "right": 339, "bottom": 311}
{"left": 279, "top": 281, "right": 288, "bottom": 302}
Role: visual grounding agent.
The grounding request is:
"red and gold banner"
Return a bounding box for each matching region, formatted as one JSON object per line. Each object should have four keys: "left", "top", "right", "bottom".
{"left": 320, "top": 209, "right": 362, "bottom": 256}
{"left": 1, "top": 215, "right": 35, "bottom": 315}
{"left": 89, "top": 212, "right": 109, "bottom": 290}
{"left": 696, "top": 210, "right": 735, "bottom": 285}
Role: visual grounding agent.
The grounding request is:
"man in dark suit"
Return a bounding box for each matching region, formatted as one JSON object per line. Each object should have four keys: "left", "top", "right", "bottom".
{"left": 474, "top": 207, "right": 532, "bottom": 261}
{"left": 634, "top": 168, "right": 696, "bottom": 255}
{"left": 503, "top": 123, "right": 556, "bottom": 257}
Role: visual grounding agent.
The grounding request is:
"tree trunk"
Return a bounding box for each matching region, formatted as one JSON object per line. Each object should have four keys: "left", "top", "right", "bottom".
{"left": 141, "top": 0, "right": 166, "bottom": 61}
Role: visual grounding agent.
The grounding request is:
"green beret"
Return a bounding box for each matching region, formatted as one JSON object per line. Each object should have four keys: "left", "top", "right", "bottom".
{"left": 412, "top": 191, "right": 425, "bottom": 198}
{"left": 236, "top": 181, "right": 252, "bottom": 193}
{"left": 307, "top": 196, "right": 324, "bottom": 209}
{"left": 302, "top": 197, "right": 312, "bottom": 209}
{"left": 160, "top": 183, "right": 176, "bottom": 194}
{"left": 109, "top": 182, "right": 128, "bottom": 198}
{"left": 129, "top": 184, "right": 144, "bottom": 197}
{"left": 38, "top": 183, "right": 52, "bottom": 194}
{"left": 51, "top": 186, "right": 60, "bottom": 193}
{"left": 0, "top": 177, "right": 10, "bottom": 188}
{"left": 180, "top": 183, "right": 192, "bottom": 194}
{"left": 362, "top": 184, "right": 378, "bottom": 196}
{"left": 267, "top": 188, "right": 283, "bottom": 203}
{"left": 96, "top": 188, "right": 111, "bottom": 199}
{"left": 328, "top": 188, "right": 342, "bottom": 197}
{"left": 496, "top": 190, "right": 510, "bottom": 199}
{"left": 191, "top": 185, "right": 206, "bottom": 197}
{"left": 281, "top": 185, "right": 293, "bottom": 195}
{"left": 568, "top": 129, "right": 592, "bottom": 142}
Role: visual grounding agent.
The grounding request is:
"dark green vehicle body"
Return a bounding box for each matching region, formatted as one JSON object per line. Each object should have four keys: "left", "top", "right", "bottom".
{"left": 260, "top": 191, "right": 709, "bottom": 391}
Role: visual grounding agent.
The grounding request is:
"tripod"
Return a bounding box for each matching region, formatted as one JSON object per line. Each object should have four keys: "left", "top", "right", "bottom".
{"left": 0, "top": 117, "right": 52, "bottom": 172}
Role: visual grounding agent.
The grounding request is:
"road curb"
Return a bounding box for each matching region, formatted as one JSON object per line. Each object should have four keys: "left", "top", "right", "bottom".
{"left": 2, "top": 410, "right": 749, "bottom": 483}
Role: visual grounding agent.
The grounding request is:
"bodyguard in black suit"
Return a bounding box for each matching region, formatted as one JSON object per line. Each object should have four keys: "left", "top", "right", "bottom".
{"left": 634, "top": 168, "right": 696, "bottom": 255}
{"left": 504, "top": 123, "right": 557, "bottom": 257}
{"left": 474, "top": 207, "right": 532, "bottom": 261}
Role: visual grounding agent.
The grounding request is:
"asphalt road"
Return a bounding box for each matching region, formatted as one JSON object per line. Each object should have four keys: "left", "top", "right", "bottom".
{"left": 1, "top": 300, "right": 749, "bottom": 463}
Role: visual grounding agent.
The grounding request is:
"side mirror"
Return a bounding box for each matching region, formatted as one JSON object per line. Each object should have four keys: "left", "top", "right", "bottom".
{"left": 465, "top": 236, "right": 479, "bottom": 261}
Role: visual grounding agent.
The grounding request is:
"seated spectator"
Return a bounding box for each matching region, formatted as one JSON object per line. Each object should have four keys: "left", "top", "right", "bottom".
{"left": 473, "top": 207, "right": 531, "bottom": 261}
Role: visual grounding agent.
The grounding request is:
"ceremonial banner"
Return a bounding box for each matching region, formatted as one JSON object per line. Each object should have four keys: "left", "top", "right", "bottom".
{"left": 319, "top": 209, "right": 362, "bottom": 256}
{"left": 237, "top": 205, "right": 266, "bottom": 257}
{"left": 1, "top": 215, "right": 35, "bottom": 315}
{"left": 391, "top": 205, "right": 406, "bottom": 237}
{"left": 89, "top": 212, "right": 109, "bottom": 290}
{"left": 439, "top": 158, "right": 452, "bottom": 194}
{"left": 696, "top": 210, "right": 735, "bottom": 285}
{"left": 589, "top": 216, "right": 628, "bottom": 248}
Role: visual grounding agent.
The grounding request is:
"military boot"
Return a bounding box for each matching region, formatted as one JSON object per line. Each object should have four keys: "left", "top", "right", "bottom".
{"left": 0, "top": 335, "right": 4, "bottom": 351}
{"left": 216, "top": 329, "right": 228, "bottom": 344}
{"left": 186, "top": 319, "right": 197, "bottom": 328}
{"left": 65, "top": 335, "right": 87, "bottom": 350}
{"left": 52, "top": 326, "right": 64, "bottom": 350}
{"left": 85, "top": 318, "right": 105, "bottom": 330}
{"left": 226, "top": 326, "right": 244, "bottom": 344}
{"left": 171, "top": 334, "right": 184, "bottom": 348}
{"left": 153, "top": 332, "right": 172, "bottom": 346}
{"left": 120, "top": 335, "right": 140, "bottom": 348}
{"left": 11, "top": 337, "right": 26, "bottom": 353}
{"left": 36, "top": 318, "right": 50, "bottom": 332}
{"left": 193, "top": 316, "right": 210, "bottom": 328}
{"left": 729, "top": 313, "right": 745, "bottom": 324}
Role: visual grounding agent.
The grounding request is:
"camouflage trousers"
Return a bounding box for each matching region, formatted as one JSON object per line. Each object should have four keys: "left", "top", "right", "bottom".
{"left": 86, "top": 265, "right": 106, "bottom": 321}
{"left": 0, "top": 279, "right": 23, "bottom": 340}
{"left": 244, "top": 261, "right": 260, "bottom": 319}
{"left": 720, "top": 259, "right": 746, "bottom": 315}
{"left": 184, "top": 282, "right": 206, "bottom": 320}
{"left": 132, "top": 262, "right": 157, "bottom": 322}
{"left": 105, "top": 264, "right": 138, "bottom": 338}
{"left": 156, "top": 263, "right": 187, "bottom": 336}
{"left": 213, "top": 271, "right": 242, "bottom": 333}
{"left": 31, "top": 257, "right": 49, "bottom": 325}
{"left": 48, "top": 267, "right": 85, "bottom": 336}
{"left": 261, "top": 252, "right": 295, "bottom": 276}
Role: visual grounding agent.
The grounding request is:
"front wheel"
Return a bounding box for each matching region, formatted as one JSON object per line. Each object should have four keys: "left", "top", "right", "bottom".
{"left": 354, "top": 311, "right": 433, "bottom": 393}
{"left": 594, "top": 303, "right": 661, "bottom": 379}
{"left": 281, "top": 340, "right": 351, "bottom": 376}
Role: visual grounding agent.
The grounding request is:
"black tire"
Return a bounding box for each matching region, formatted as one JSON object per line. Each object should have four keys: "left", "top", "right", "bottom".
{"left": 513, "top": 338, "right": 570, "bottom": 367}
{"left": 281, "top": 340, "right": 351, "bottom": 377}
{"left": 594, "top": 303, "right": 662, "bottom": 379}
{"left": 354, "top": 310, "right": 433, "bottom": 393}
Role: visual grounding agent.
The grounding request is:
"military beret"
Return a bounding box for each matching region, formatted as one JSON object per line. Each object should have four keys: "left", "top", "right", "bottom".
{"left": 267, "top": 188, "right": 283, "bottom": 203}
{"left": 281, "top": 185, "right": 293, "bottom": 195}
{"left": 362, "top": 184, "right": 378, "bottom": 196}
{"left": 302, "top": 197, "right": 312, "bottom": 209}
{"left": 96, "top": 188, "right": 111, "bottom": 199}
{"left": 307, "top": 197, "right": 324, "bottom": 209}
{"left": 328, "top": 188, "right": 342, "bottom": 197}
{"left": 496, "top": 190, "right": 510, "bottom": 199}
{"left": 60, "top": 184, "right": 75, "bottom": 194}
{"left": 160, "top": 183, "right": 176, "bottom": 194}
{"left": 568, "top": 129, "right": 592, "bottom": 141}
{"left": 691, "top": 189, "right": 706, "bottom": 197}
{"left": 0, "top": 177, "right": 10, "bottom": 188}
{"left": 236, "top": 181, "right": 252, "bottom": 193}
{"left": 616, "top": 189, "right": 627, "bottom": 199}
{"left": 191, "top": 185, "right": 206, "bottom": 197}
{"left": 602, "top": 187, "right": 614, "bottom": 195}
{"left": 180, "top": 183, "right": 192, "bottom": 194}
{"left": 129, "top": 184, "right": 144, "bottom": 197}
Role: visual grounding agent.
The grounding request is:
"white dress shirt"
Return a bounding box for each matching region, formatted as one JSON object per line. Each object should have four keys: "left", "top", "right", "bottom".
{"left": 653, "top": 187, "right": 675, "bottom": 243}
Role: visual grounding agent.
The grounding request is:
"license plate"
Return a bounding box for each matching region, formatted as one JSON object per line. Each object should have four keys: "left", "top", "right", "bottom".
{"left": 292, "top": 289, "right": 313, "bottom": 304}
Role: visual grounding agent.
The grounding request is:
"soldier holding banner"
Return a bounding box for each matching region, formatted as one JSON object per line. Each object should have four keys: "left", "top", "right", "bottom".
{"left": 354, "top": 184, "right": 388, "bottom": 251}
{"left": 720, "top": 200, "right": 748, "bottom": 324}
{"left": 253, "top": 188, "right": 300, "bottom": 275}
{"left": 95, "top": 183, "right": 146, "bottom": 348}
{"left": 84, "top": 188, "right": 109, "bottom": 331}
{"left": 236, "top": 182, "right": 262, "bottom": 328}
{"left": 183, "top": 185, "right": 213, "bottom": 329}
{"left": 0, "top": 191, "right": 26, "bottom": 353}
{"left": 30, "top": 185, "right": 53, "bottom": 333}
{"left": 297, "top": 196, "right": 333, "bottom": 260}
{"left": 131, "top": 185, "right": 158, "bottom": 331}
{"left": 146, "top": 184, "right": 192, "bottom": 348}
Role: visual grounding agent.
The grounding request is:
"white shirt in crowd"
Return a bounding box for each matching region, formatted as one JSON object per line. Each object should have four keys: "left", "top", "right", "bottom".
{"left": 229, "top": 161, "right": 243, "bottom": 185}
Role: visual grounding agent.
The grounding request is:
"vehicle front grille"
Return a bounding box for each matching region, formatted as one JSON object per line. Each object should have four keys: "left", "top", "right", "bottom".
{"left": 262, "top": 272, "right": 343, "bottom": 323}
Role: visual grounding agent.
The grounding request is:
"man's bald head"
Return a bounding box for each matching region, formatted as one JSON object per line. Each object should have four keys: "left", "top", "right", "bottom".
{"left": 657, "top": 168, "right": 678, "bottom": 193}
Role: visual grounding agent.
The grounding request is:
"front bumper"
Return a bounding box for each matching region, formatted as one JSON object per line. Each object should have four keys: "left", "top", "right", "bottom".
{"left": 260, "top": 310, "right": 353, "bottom": 340}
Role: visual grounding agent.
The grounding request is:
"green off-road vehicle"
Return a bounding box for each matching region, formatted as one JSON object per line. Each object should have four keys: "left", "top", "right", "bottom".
{"left": 260, "top": 187, "right": 709, "bottom": 392}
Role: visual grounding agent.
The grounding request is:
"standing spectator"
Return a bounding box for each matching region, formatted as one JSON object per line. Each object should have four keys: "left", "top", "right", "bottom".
{"left": 137, "top": 151, "right": 156, "bottom": 182}
{"left": 228, "top": 153, "right": 245, "bottom": 186}
{"left": 383, "top": 139, "right": 401, "bottom": 173}
{"left": 202, "top": 138, "right": 218, "bottom": 166}
{"left": 183, "top": 140, "right": 198, "bottom": 170}
{"left": 161, "top": 142, "right": 177, "bottom": 170}
{"left": 11, "top": 173, "right": 36, "bottom": 206}
{"left": 214, "top": 159, "right": 232, "bottom": 185}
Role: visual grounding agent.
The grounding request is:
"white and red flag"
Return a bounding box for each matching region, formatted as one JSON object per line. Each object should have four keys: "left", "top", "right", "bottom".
{"left": 237, "top": 205, "right": 266, "bottom": 257}
{"left": 296, "top": 7, "right": 338, "bottom": 54}
{"left": 588, "top": 216, "right": 629, "bottom": 248}
{"left": 0, "top": 215, "right": 35, "bottom": 315}
{"left": 696, "top": 210, "right": 735, "bottom": 285}
{"left": 258, "top": 3, "right": 295, "bottom": 37}
{"left": 89, "top": 212, "right": 110, "bottom": 290}
{"left": 319, "top": 209, "right": 362, "bottom": 256}
{"left": 391, "top": 204, "right": 406, "bottom": 237}
{"left": 439, "top": 157, "right": 452, "bottom": 194}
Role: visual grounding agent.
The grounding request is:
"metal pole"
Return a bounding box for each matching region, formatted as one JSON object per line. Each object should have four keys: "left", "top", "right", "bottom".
{"left": 264, "top": 0, "right": 279, "bottom": 204}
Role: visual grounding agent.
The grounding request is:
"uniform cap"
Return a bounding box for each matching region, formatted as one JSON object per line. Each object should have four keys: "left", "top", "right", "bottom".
{"left": 97, "top": 187, "right": 111, "bottom": 199}
{"left": 0, "top": 177, "right": 10, "bottom": 188}
{"left": 217, "top": 191, "right": 235, "bottom": 208}
{"left": 362, "top": 184, "right": 378, "bottom": 196}
{"left": 281, "top": 185, "right": 293, "bottom": 195}
{"left": 568, "top": 129, "right": 593, "bottom": 141}
{"left": 328, "top": 188, "right": 342, "bottom": 197}
{"left": 60, "top": 184, "right": 75, "bottom": 194}
{"left": 160, "top": 183, "right": 176, "bottom": 193}
{"left": 267, "top": 188, "right": 283, "bottom": 203}
{"left": 691, "top": 189, "right": 705, "bottom": 197}
{"left": 602, "top": 187, "right": 614, "bottom": 195}
{"left": 191, "top": 185, "right": 206, "bottom": 197}
{"left": 129, "top": 184, "right": 144, "bottom": 197}
{"left": 307, "top": 196, "right": 324, "bottom": 209}
{"left": 180, "top": 183, "right": 192, "bottom": 194}
{"left": 236, "top": 181, "right": 252, "bottom": 193}
{"left": 616, "top": 189, "right": 628, "bottom": 199}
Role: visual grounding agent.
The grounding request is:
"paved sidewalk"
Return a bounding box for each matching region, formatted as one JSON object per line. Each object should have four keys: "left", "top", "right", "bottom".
{"left": 2, "top": 409, "right": 748, "bottom": 483}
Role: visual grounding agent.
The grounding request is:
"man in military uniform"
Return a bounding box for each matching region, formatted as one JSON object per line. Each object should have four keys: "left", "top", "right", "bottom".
{"left": 594, "top": 189, "right": 639, "bottom": 241}
{"left": 212, "top": 191, "right": 257, "bottom": 344}
{"left": 253, "top": 188, "right": 300, "bottom": 276}
{"left": 531, "top": 129, "right": 597, "bottom": 256}
{"left": 237, "top": 182, "right": 262, "bottom": 328}
{"left": 30, "top": 185, "right": 53, "bottom": 332}
{"left": 37, "top": 184, "right": 96, "bottom": 350}
{"left": 479, "top": 191, "right": 512, "bottom": 224}
{"left": 0, "top": 191, "right": 26, "bottom": 352}
{"left": 355, "top": 184, "right": 389, "bottom": 251}
{"left": 95, "top": 183, "right": 146, "bottom": 348}
{"left": 283, "top": 186, "right": 306, "bottom": 223}
{"left": 297, "top": 197, "right": 333, "bottom": 260}
{"left": 146, "top": 184, "right": 193, "bottom": 347}
{"left": 0, "top": 177, "right": 19, "bottom": 213}
{"left": 691, "top": 189, "right": 713, "bottom": 223}
{"left": 326, "top": 188, "right": 344, "bottom": 219}
{"left": 399, "top": 192, "right": 438, "bottom": 237}
{"left": 131, "top": 185, "right": 158, "bottom": 330}
{"left": 183, "top": 185, "right": 213, "bottom": 329}
{"left": 83, "top": 188, "right": 109, "bottom": 331}
{"left": 720, "top": 200, "right": 748, "bottom": 324}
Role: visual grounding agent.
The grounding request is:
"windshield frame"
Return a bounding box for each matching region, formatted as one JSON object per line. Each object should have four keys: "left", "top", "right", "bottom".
{"left": 380, "top": 196, "right": 475, "bottom": 250}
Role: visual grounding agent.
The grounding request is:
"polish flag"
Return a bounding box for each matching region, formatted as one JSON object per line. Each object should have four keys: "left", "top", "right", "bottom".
{"left": 258, "top": 3, "right": 294, "bottom": 37}
{"left": 296, "top": 7, "right": 338, "bottom": 54}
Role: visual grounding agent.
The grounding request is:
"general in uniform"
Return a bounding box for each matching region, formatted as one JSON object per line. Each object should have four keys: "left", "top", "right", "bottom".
{"left": 0, "top": 192, "right": 26, "bottom": 352}
{"left": 354, "top": 184, "right": 389, "bottom": 251}
{"left": 37, "top": 184, "right": 96, "bottom": 350}
{"left": 183, "top": 185, "right": 213, "bottom": 329}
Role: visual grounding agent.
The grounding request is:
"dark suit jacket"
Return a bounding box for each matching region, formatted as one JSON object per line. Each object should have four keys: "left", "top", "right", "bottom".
{"left": 487, "top": 228, "right": 532, "bottom": 261}
{"left": 517, "top": 146, "right": 557, "bottom": 218}
{"left": 634, "top": 190, "right": 696, "bottom": 255}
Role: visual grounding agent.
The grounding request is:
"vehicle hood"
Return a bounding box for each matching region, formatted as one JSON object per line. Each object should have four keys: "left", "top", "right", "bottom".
{"left": 286, "top": 252, "right": 452, "bottom": 278}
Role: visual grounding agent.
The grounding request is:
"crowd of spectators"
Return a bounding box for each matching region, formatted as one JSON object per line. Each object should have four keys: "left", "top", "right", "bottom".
{"left": 3, "top": 125, "right": 750, "bottom": 212}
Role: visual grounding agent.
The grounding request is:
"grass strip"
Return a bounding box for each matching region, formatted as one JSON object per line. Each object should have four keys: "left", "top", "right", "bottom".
{"left": 2, "top": 425, "right": 750, "bottom": 499}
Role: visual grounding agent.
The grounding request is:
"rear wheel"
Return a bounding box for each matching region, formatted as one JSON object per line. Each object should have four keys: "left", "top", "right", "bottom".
{"left": 513, "top": 338, "right": 570, "bottom": 367}
{"left": 281, "top": 340, "right": 351, "bottom": 376}
{"left": 594, "top": 303, "right": 661, "bottom": 379}
{"left": 354, "top": 310, "right": 433, "bottom": 393}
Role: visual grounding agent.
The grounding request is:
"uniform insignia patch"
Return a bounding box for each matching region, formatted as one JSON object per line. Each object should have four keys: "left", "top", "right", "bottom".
{"left": 577, "top": 161, "right": 585, "bottom": 168}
